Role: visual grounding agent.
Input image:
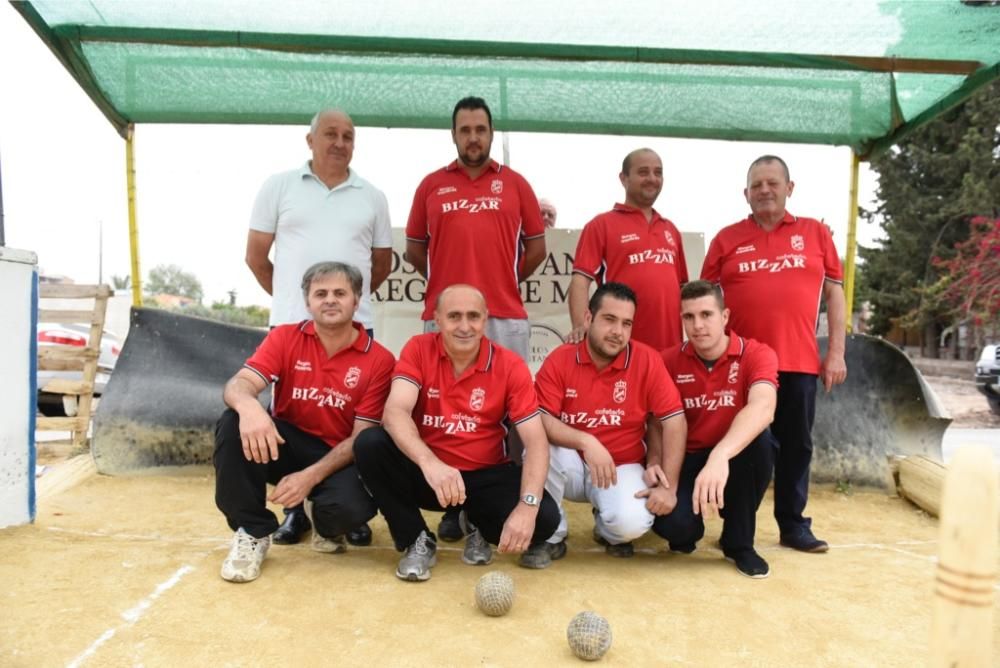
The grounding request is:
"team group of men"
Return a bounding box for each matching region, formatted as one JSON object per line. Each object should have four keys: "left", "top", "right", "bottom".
{"left": 215, "top": 96, "right": 847, "bottom": 584}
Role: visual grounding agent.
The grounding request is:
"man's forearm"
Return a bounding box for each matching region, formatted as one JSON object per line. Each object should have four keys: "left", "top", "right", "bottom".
{"left": 540, "top": 413, "right": 592, "bottom": 452}
{"left": 713, "top": 399, "right": 774, "bottom": 461}
{"left": 384, "top": 407, "right": 440, "bottom": 468}
{"left": 223, "top": 376, "right": 264, "bottom": 414}
{"left": 519, "top": 239, "right": 546, "bottom": 282}
{"left": 247, "top": 259, "right": 274, "bottom": 295}
{"left": 826, "top": 282, "right": 847, "bottom": 354}
{"left": 660, "top": 415, "right": 687, "bottom": 489}
{"left": 516, "top": 417, "right": 550, "bottom": 497}
{"left": 567, "top": 274, "right": 591, "bottom": 328}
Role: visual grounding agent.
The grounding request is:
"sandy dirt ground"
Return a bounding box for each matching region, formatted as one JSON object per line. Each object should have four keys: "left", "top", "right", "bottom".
{"left": 2, "top": 467, "right": 998, "bottom": 667}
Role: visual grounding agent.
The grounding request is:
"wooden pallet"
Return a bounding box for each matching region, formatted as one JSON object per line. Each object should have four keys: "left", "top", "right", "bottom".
{"left": 36, "top": 283, "right": 113, "bottom": 450}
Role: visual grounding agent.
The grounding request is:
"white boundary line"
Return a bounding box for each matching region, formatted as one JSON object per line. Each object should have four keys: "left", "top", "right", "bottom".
{"left": 66, "top": 564, "right": 196, "bottom": 668}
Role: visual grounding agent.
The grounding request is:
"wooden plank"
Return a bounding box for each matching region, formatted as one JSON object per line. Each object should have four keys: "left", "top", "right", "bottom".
{"left": 38, "top": 309, "right": 98, "bottom": 324}
{"left": 897, "top": 455, "right": 947, "bottom": 517}
{"left": 38, "top": 345, "right": 98, "bottom": 364}
{"left": 36, "top": 416, "right": 89, "bottom": 432}
{"left": 38, "top": 378, "right": 93, "bottom": 395}
{"left": 36, "top": 454, "right": 98, "bottom": 500}
{"left": 39, "top": 284, "right": 112, "bottom": 299}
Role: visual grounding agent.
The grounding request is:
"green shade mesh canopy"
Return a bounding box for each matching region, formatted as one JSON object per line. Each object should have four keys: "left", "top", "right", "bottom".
{"left": 13, "top": 0, "right": 1000, "bottom": 156}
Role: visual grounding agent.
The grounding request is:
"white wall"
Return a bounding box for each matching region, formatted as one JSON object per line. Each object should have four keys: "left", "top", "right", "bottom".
{"left": 0, "top": 247, "right": 38, "bottom": 527}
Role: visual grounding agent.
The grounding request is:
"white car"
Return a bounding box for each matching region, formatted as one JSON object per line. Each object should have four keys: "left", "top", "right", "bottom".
{"left": 975, "top": 344, "right": 1000, "bottom": 416}
{"left": 36, "top": 323, "right": 122, "bottom": 417}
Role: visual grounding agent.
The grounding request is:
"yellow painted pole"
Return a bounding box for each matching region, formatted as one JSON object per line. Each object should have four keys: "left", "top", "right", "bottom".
{"left": 843, "top": 150, "right": 860, "bottom": 333}
{"left": 125, "top": 124, "right": 143, "bottom": 306}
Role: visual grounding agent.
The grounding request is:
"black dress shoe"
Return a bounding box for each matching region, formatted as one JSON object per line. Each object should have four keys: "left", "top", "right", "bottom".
{"left": 437, "top": 508, "right": 465, "bottom": 542}
{"left": 272, "top": 508, "right": 311, "bottom": 545}
{"left": 779, "top": 529, "right": 829, "bottom": 553}
{"left": 346, "top": 523, "right": 373, "bottom": 546}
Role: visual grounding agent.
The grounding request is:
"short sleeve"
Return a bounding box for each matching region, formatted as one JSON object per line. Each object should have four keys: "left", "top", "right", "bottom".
{"left": 573, "top": 217, "right": 607, "bottom": 278}
{"left": 372, "top": 188, "right": 393, "bottom": 248}
{"left": 505, "top": 356, "right": 540, "bottom": 424}
{"left": 354, "top": 348, "right": 396, "bottom": 422}
{"left": 533, "top": 351, "right": 565, "bottom": 417}
{"left": 744, "top": 341, "right": 779, "bottom": 397}
{"left": 818, "top": 222, "right": 843, "bottom": 282}
{"left": 243, "top": 326, "right": 289, "bottom": 383}
{"left": 393, "top": 336, "right": 426, "bottom": 387}
{"left": 517, "top": 174, "right": 545, "bottom": 239}
{"left": 249, "top": 174, "right": 282, "bottom": 234}
{"left": 645, "top": 354, "right": 684, "bottom": 420}
{"left": 670, "top": 221, "right": 690, "bottom": 284}
{"left": 701, "top": 234, "right": 723, "bottom": 282}
{"left": 405, "top": 176, "right": 432, "bottom": 242}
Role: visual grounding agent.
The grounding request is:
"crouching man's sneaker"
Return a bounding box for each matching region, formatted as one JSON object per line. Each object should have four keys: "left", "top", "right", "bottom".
{"left": 396, "top": 530, "right": 437, "bottom": 582}
{"left": 459, "top": 512, "right": 492, "bottom": 566}
{"left": 519, "top": 539, "right": 567, "bottom": 569}
{"left": 723, "top": 547, "right": 770, "bottom": 579}
{"left": 312, "top": 531, "right": 347, "bottom": 554}
{"left": 221, "top": 528, "right": 271, "bottom": 583}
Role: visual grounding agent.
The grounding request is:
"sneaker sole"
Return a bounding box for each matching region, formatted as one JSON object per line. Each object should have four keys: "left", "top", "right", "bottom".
{"left": 220, "top": 569, "right": 260, "bottom": 583}
{"left": 312, "top": 542, "right": 347, "bottom": 554}
{"left": 724, "top": 556, "right": 770, "bottom": 579}
{"left": 461, "top": 553, "right": 494, "bottom": 566}
{"left": 395, "top": 554, "right": 437, "bottom": 582}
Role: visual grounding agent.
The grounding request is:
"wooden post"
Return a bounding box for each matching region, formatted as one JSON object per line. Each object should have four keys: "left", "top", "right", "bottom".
{"left": 126, "top": 124, "right": 143, "bottom": 306}
{"left": 843, "top": 151, "right": 860, "bottom": 333}
{"left": 930, "top": 445, "right": 997, "bottom": 666}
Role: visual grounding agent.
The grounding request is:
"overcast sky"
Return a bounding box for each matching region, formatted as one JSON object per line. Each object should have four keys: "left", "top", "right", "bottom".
{"left": 0, "top": 4, "right": 881, "bottom": 308}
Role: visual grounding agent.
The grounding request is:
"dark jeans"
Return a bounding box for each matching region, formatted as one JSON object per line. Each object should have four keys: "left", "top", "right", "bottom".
{"left": 772, "top": 372, "right": 818, "bottom": 536}
{"left": 214, "top": 408, "right": 377, "bottom": 539}
{"left": 353, "top": 426, "right": 560, "bottom": 551}
{"left": 652, "top": 430, "right": 776, "bottom": 552}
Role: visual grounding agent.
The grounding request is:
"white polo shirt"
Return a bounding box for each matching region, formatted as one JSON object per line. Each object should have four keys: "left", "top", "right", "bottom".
{"left": 250, "top": 163, "right": 392, "bottom": 329}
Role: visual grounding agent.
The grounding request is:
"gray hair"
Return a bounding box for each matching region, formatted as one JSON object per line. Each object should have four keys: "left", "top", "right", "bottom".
{"left": 747, "top": 154, "right": 791, "bottom": 183}
{"left": 309, "top": 108, "right": 353, "bottom": 134}
{"left": 301, "top": 261, "right": 363, "bottom": 300}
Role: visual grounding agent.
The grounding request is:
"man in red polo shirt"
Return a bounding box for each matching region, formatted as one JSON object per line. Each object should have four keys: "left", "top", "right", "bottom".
{"left": 214, "top": 261, "right": 395, "bottom": 583}
{"left": 655, "top": 280, "right": 779, "bottom": 578}
{"left": 528, "top": 282, "right": 686, "bottom": 564}
{"left": 406, "top": 95, "right": 547, "bottom": 542}
{"left": 568, "top": 148, "right": 689, "bottom": 351}
{"left": 353, "top": 285, "right": 560, "bottom": 582}
{"left": 701, "top": 155, "right": 847, "bottom": 554}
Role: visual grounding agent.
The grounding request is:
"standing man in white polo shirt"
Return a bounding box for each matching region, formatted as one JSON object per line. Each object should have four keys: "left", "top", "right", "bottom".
{"left": 245, "top": 108, "right": 393, "bottom": 547}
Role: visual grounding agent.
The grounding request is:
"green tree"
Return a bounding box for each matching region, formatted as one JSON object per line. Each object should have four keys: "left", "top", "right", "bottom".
{"left": 145, "top": 264, "right": 204, "bottom": 303}
{"left": 110, "top": 274, "right": 130, "bottom": 290}
{"left": 858, "top": 80, "right": 1000, "bottom": 356}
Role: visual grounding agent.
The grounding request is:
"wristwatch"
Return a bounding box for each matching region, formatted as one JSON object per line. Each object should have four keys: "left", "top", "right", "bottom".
{"left": 520, "top": 493, "right": 540, "bottom": 507}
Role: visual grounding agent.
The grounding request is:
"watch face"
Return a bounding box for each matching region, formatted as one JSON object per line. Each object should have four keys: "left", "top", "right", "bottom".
{"left": 522, "top": 494, "right": 539, "bottom": 506}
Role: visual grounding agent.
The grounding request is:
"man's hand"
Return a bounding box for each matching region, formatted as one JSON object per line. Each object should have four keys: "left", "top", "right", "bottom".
{"left": 692, "top": 452, "right": 729, "bottom": 518}
{"left": 564, "top": 325, "right": 588, "bottom": 344}
{"left": 643, "top": 464, "right": 670, "bottom": 489}
{"left": 420, "top": 459, "right": 466, "bottom": 507}
{"left": 269, "top": 469, "right": 318, "bottom": 508}
{"left": 821, "top": 352, "right": 847, "bottom": 392}
{"left": 498, "top": 503, "right": 537, "bottom": 553}
{"left": 635, "top": 485, "right": 677, "bottom": 516}
{"left": 239, "top": 409, "right": 284, "bottom": 463}
{"left": 581, "top": 438, "right": 617, "bottom": 489}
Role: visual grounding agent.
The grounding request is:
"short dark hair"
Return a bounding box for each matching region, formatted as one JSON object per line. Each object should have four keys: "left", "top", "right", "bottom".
{"left": 621, "top": 148, "right": 657, "bottom": 175}
{"left": 747, "top": 154, "right": 790, "bottom": 183}
{"left": 452, "top": 97, "right": 493, "bottom": 129}
{"left": 680, "top": 280, "right": 725, "bottom": 310}
{"left": 589, "top": 282, "right": 637, "bottom": 315}
{"left": 301, "top": 261, "right": 363, "bottom": 301}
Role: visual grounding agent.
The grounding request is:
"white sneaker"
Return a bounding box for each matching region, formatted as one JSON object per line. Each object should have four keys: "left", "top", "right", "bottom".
{"left": 221, "top": 528, "right": 271, "bottom": 583}
{"left": 312, "top": 531, "right": 347, "bottom": 554}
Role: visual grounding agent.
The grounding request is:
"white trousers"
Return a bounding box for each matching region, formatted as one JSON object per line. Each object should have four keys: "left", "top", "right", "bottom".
{"left": 545, "top": 445, "right": 654, "bottom": 545}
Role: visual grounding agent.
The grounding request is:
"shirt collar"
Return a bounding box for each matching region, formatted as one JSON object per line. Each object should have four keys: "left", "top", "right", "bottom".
{"left": 575, "top": 338, "right": 631, "bottom": 371}
{"left": 444, "top": 159, "right": 502, "bottom": 175}
{"left": 300, "top": 320, "right": 371, "bottom": 353}
{"left": 433, "top": 333, "right": 494, "bottom": 372}
{"left": 612, "top": 202, "right": 663, "bottom": 221}
{"left": 300, "top": 161, "right": 361, "bottom": 190}
{"left": 747, "top": 210, "right": 796, "bottom": 229}
{"left": 680, "top": 333, "right": 743, "bottom": 363}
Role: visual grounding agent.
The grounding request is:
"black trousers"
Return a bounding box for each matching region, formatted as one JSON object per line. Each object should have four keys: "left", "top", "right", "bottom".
{"left": 652, "top": 430, "right": 776, "bottom": 552}
{"left": 214, "top": 408, "right": 377, "bottom": 539}
{"left": 353, "top": 426, "right": 560, "bottom": 551}
{"left": 772, "top": 372, "right": 818, "bottom": 536}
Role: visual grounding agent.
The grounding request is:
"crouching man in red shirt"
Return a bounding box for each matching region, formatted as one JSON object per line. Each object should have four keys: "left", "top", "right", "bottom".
{"left": 214, "top": 261, "right": 395, "bottom": 583}
{"left": 354, "top": 285, "right": 560, "bottom": 582}
{"left": 655, "top": 280, "right": 779, "bottom": 578}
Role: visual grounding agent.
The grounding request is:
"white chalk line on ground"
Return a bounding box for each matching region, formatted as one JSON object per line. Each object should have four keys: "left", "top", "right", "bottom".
{"left": 66, "top": 563, "right": 198, "bottom": 668}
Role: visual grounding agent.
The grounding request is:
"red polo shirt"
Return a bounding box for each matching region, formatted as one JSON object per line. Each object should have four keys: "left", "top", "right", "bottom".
{"left": 535, "top": 339, "right": 684, "bottom": 466}
{"left": 244, "top": 321, "right": 395, "bottom": 446}
{"left": 661, "top": 334, "right": 778, "bottom": 453}
{"left": 406, "top": 159, "right": 545, "bottom": 320}
{"left": 573, "top": 204, "right": 689, "bottom": 351}
{"left": 701, "top": 212, "right": 842, "bottom": 374}
{"left": 394, "top": 332, "right": 539, "bottom": 471}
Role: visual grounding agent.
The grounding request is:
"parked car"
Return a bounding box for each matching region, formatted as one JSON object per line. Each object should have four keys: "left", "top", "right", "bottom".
{"left": 975, "top": 343, "right": 1000, "bottom": 416}
{"left": 37, "top": 323, "right": 122, "bottom": 417}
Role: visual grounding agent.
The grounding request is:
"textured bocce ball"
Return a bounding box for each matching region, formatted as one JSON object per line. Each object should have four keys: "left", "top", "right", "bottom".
{"left": 474, "top": 571, "right": 515, "bottom": 616}
{"left": 567, "top": 611, "right": 612, "bottom": 661}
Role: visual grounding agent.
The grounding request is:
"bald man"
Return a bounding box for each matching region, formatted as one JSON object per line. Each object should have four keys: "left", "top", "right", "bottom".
{"left": 354, "top": 285, "right": 560, "bottom": 581}
{"left": 246, "top": 108, "right": 393, "bottom": 546}
{"left": 568, "top": 148, "right": 689, "bottom": 352}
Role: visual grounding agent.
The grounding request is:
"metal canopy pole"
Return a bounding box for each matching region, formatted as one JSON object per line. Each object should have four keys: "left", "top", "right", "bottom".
{"left": 844, "top": 150, "right": 860, "bottom": 332}
{"left": 125, "top": 124, "right": 143, "bottom": 306}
